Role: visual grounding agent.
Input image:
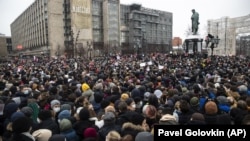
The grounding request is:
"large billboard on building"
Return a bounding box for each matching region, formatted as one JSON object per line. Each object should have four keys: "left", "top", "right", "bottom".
{"left": 71, "top": 0, "right": 92, "bottom": 29}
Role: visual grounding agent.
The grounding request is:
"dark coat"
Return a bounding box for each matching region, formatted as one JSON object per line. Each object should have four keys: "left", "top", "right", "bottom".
{"left": 37, "top": 118, "right": 60, "bottom": 135}
{"left": 8, "top": 133, "right": 35, "bottom": 141}
{"left": 98, "top": 122, "right": 121, "bottom": 141}
{"left": 73, "top": 120, "right": 99, "bottom": 140}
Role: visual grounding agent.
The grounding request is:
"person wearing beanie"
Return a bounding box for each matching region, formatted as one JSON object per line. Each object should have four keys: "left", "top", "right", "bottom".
{"left": 127, "top": 112, "right": 145, "bottom": 126}
{"left": 135, "top": 131, "right": 153, "bottom": 141}
{"left": 50, "top": 99, "right": 61, "bottom": 114}
{"left": 82, "top": 83, "right": 95, "bottom": 102}
{"left": 59, "top": 119, "right": 79, "bottom": 141}
{"left": 190, "top": 97, "right": 201, "bottom": 112}
{"left": 10, "top": 116, "right": 35, "bottom": 141}
{"left": 98, "top": 112, "right": 121, "bottom": 141}
{"left": 32, "top": 129, "right": 52, "bottom": 141}
{"left": 91, "top": 91, "right": 104, "bottom": 114}
{"left": 50, "top": 99, "right": 61, "bottom": 123}
{"left": 73, "top": 108, "right": 99, "bottom": 141}
{"left": 36, "top": 110, "right": 60, "bottom": 135}
{"left": 216, "top": 96, "right": 230, "bottom": 113}
{"left": 58, "top": 110, "right": 71, "bottom": 123}
{"left": 3, "top": 102, "right": 19, "bottom": 128}
{"left": 83, "top": 127, "right": 98, "bottom": 140}
{"left": 82, "top": 83, "right": 90, "bottom": 92}
{"left": 2, "top": 111, "right": 26, "bottom": 140}
{"left": 60, "top": 103, "right": 72, "bottom": 112}
{"left": 21, "top": 106, "right": 33, "bottom": 118}
{"left": 10, "top": 111, "right": 25, "bottom": 123}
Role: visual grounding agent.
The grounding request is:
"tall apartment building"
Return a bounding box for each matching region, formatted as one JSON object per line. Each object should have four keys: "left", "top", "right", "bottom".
{"left": 10, "top": 0, "right": 172, "bottom": 57}
{"left": 207, "top": 14, "right": 250, "bottom": 56}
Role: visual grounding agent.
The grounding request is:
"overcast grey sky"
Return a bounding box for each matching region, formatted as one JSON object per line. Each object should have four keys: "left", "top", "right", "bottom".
{"left": 0, "top": 0, "right": 250, "bottom": 39}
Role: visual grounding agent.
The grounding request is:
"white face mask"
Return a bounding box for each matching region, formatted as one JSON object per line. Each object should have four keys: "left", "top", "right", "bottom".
{"left": 131, "top": 104, "right": 136, "bottom": 108}
{"left": 24, "top": 90, "right": 29, "bottom": 95}
{"left": 53, "top": 107, "right": 60, "bottom": 113}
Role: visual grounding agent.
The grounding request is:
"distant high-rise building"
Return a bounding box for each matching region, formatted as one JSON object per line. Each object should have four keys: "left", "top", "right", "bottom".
{"left": 10, "top": 0, "right": 172, "bottom": 57}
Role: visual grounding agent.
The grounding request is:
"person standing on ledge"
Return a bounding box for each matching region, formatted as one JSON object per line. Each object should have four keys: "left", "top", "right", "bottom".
{"left": 191, "top": 9, "right": 199, "bottom": 35}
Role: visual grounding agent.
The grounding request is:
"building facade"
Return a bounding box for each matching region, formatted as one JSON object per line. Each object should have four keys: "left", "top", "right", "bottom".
{"left": 120, "top": 4, "right": 172, "bottom": 54}
{"left": 207, "top": 14, "right": 250, "bottom": 56}
{"left": 10, "top": 0, "right": 172, "bottom": 58}
{"left": 0, "top": 34, "right": 11, "bottom": 58}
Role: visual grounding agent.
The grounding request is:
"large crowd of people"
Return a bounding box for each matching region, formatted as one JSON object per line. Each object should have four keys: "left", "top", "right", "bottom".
{"left": 0, "top": 53, "right": 250, "bottom": 141}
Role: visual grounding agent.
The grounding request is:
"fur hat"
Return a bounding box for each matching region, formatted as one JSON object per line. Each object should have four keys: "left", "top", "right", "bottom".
{"left": 59, "top": 118, "right": 72, "bottom": 132}
{"left": 135, "top": 132, "right": 153, "bottom": 141}
{"left": 83, "top": 127, "right": 97, "bottom": 138}
{"left": 32, "top": 129, "right": 52, "bottom": 141}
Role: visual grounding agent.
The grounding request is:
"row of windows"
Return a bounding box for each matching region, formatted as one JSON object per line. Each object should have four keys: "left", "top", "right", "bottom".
{"left": 132, "top": 13, "right": 172, "bottom": 23}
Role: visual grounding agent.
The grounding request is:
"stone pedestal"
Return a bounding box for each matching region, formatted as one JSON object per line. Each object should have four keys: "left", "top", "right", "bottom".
{"left": 184, "top": 34, "right": 204, "bottom": 55}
